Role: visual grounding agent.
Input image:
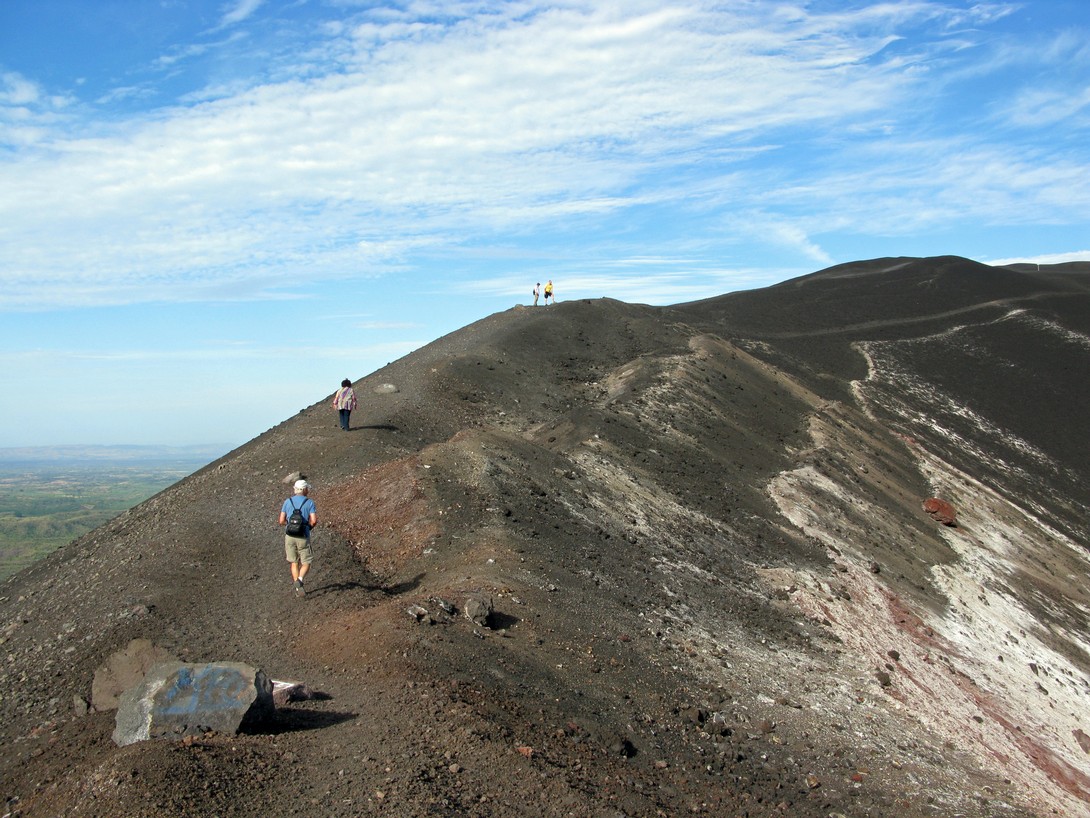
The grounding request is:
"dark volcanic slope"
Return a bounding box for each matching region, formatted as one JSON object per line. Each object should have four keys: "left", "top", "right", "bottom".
{"left": 1, "top": 257, "right": 1088, "bottom": 818}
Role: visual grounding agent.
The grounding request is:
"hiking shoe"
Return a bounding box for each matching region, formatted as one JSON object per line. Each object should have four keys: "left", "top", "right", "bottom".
{"left": 293, "top": 579, "right": 305, "bottom": 597}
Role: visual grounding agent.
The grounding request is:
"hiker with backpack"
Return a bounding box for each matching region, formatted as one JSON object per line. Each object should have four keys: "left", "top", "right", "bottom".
{"left": 279, "top": 479, "right": 317, "bottom": 597}
{"left": 332, "top": 378, "right": 357, "bottom": 431}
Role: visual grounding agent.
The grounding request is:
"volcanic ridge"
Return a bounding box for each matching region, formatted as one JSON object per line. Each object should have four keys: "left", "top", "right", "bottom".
{"left": 1, "top": 255, "right": 1088, "bottom": 817}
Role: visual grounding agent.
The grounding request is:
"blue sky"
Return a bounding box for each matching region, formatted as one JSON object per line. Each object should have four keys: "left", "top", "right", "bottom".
{"left": 2, "top": 1, "right": 1088, "bottom": 451}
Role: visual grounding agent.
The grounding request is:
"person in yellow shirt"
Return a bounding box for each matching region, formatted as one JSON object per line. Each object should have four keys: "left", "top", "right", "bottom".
{"left": 544, "top": 280, "right": 554, "bottom": 305}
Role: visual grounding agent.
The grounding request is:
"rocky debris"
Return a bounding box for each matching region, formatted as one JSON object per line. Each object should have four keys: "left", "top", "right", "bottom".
{"left": 406, "top": 597, "right": 459, "bottom": 625}
{"left": 608, "top": 734, "right": 637, "bottom": 758}
{"left": 91, "top": 637, "right": 177, "bottom": 711}
{"left": 112, "top": 661, "right": 274, "bottom": 746}
{"left": 374, "top": 383, "right": 399, "bottom": 394}
{"left": 922, "top": 497, "right": 957, "bottom": 526}
{"left": 463, "top": 593, "right": 493, "bottom": 627}
{"left": 682, "top": 706, "right": 707, "bottom": 726}
{"left": 431, "top": 596, "right": 456, "bottom": 616}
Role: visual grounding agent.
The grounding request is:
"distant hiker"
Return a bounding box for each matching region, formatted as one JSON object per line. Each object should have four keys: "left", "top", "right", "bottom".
{"left": 332, "top": 378, "right": 357, "bottom": 431}
{"left": 279, "top": 479, "right": 317, "bottom": 597}
{"left": 544, "top": 280, "right": 554, "bottom": 305}
{"left": 533, "top": 282, "right": 541, "bottom": 306}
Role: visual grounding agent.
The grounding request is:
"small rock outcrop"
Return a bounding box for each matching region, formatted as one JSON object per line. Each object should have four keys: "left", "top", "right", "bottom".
{"left": 113, "top": 661, "right": 274, "bottom": 746}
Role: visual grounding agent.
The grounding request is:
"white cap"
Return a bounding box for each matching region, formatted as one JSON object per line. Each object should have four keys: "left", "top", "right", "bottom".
{"left": 293, "top": 479, "right": 309, "bottom": 493}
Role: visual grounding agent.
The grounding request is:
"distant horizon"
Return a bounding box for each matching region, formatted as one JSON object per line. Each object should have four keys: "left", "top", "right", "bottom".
{"left": 0, "top": 442, "right": 237, "bottom": 463}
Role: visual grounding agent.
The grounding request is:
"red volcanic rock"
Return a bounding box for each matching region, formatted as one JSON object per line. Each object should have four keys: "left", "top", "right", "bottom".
{"left": 922, "top": 498, "right": 957, "bottom": 526}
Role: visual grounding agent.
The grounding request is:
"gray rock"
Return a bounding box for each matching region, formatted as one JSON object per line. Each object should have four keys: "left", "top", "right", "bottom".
{"left": 374, "top": 383, "right": 399, "bottom": 394}
{"left": 463, "top": 594, "right": 493, "bottom": 627}
{"left": 92, "top": 638, "right": 177, "bottom": 712}
{"left": 112, "top": 661, "right": 274, "bottom": 746}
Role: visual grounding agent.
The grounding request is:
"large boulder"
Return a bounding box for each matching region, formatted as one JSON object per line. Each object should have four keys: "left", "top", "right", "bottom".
{"left": 91, "top": 638, "right": 177, "bottom": 712}
{"left": 113, "top": 661, "right": 274, "bottom": 746}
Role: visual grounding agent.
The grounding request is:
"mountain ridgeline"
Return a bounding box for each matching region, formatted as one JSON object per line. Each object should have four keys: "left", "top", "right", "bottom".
{"left": 1, "top": 256, "right": 1088, "bottom": 817}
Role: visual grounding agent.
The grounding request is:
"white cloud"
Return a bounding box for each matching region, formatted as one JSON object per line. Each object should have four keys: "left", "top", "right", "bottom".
{"left": 986, "top": 251, "right": 1090, "bottom": 266}
{"left": 1003, "top": 86, "right": 1090, "bottom": 129}
{"left": 153, "top": 41, "right": 216, "bottom": 70}
{"left": 756, "top": 220, "right": 834, "bottom": 266}
{"left": 218, "top": 0, "right": 265, "bottom": 29}
{"left": 751, "top": 134, "right": 1090, "bottom": 241}
{"left": 0, "top": 72, "right": 41, "bottom": 106}
{"left": 943, "top": 3, "right": 1020, "bottom": 29}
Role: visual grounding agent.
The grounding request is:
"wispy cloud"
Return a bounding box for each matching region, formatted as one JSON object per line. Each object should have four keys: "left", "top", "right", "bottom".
{"left": 1003, "top": 87, "right": 1090, "bottom": 129}
{"left": 217, "top": 0, "right": 265, "bottom": 30}
{"left": 987, "top": 251, "right": 1090, "bottom": 266}
{"left": 0, "top": 71, "right": 40, "bottom": 105}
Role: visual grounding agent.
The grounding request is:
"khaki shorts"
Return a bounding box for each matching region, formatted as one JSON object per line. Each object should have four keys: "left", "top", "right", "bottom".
{"left": 284, "top": 534, "right": 313, "bottom": 565}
